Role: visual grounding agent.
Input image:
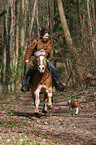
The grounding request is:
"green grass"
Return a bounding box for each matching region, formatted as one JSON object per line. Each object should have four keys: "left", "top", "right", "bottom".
{"left": 0, "top": 137, "right": 68, "bottom": 145}
{"left": 0, "top": 138, "right": 36, "bottom": 145}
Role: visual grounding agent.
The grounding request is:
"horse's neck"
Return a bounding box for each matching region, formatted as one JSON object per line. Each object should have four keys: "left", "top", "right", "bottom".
{"left": 36, "top": 69, "right": 44, "bottom": 76}
{"left": 37, "top": 67, "right": 49, "bottom": 76}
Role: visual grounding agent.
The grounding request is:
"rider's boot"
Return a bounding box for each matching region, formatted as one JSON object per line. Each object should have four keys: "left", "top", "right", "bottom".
{"left": 21, "top": 79, "right": 30, "bottom": 92}
{"left": 52, "top": 73, "right": 65, "bottom": 91}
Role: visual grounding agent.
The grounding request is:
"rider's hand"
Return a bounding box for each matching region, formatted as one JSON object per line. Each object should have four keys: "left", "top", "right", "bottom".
{"left": 25, "top": 60, "right": 29, "bottom": 64}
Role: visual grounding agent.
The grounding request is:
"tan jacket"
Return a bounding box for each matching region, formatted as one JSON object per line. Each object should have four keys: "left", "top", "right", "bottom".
{"left": 26, "top": 38, "right": 52, "bottom": 61}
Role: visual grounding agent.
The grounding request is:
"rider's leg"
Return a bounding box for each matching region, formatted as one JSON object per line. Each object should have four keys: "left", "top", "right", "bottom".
{"left": 21, "top": 67, "right": 34, "bottom": 92}
{"left": 48, "top": 61, "right": 61, "bottom": 82}
{"left": 23, "top": 67, "right": 34, "bottom": 84}
{"left": 47, "top": 61, "right": 65, "bottom": 91}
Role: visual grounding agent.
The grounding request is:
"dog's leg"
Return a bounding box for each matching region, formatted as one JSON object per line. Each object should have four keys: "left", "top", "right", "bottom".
{"left": 75, "top": 107, "right": 79, "bottom": 114}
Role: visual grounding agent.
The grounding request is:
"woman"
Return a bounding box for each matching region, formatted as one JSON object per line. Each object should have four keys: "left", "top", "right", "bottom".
{"left": 21, "top": 28, "right": 65, "bottom": 92}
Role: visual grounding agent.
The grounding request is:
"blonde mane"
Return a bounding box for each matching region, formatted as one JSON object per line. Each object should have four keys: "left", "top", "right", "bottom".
{"left": 34, "top": 50, "right": 46, "bottom": 57}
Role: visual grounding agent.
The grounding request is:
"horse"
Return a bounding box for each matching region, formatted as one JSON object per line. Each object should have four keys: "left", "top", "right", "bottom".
{"left": 30, "top": 50, "right": 53, "bottom": 114}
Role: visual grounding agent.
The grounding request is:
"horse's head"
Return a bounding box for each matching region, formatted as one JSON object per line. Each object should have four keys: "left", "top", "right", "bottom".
{"left": 34, "top": 50, "right": 47, "bottom": 73}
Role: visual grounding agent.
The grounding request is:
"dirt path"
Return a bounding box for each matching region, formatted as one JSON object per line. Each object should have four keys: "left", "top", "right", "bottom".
{"left": 0, "top": 89, "right": 96, "bottom": 145}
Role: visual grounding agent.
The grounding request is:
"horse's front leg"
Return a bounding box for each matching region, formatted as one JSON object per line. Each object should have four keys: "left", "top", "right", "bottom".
{"left": 47, "top": 87, "right": 52, "bottom": 109}
{"left": 43, "top": 93, "right": 48, "bottom": 113}
{"left": 34, "top": 89, "right": 40, "bottom": 114}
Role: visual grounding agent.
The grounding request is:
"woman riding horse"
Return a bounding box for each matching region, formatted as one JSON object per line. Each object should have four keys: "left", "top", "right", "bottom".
{"left": 31, "top": 50, "right": 53, "bottom": 113}
{"left": 21, "top": 28, "right": 65, "bottom": 92}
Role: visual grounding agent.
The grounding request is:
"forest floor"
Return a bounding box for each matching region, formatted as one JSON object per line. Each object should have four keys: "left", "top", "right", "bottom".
{"left": 0, "top": 86, "right": 96, "bottom": 145}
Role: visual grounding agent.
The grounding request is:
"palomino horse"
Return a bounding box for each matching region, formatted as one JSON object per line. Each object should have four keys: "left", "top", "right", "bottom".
{"left": 30, "top": 50, "right": 53, "bottom": 114}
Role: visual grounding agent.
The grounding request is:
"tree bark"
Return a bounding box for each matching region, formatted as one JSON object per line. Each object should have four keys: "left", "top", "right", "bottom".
{"left": 3, "top": 2, "right": 8, "bottom": 86}
{"left": 9, "top": 0, "right": 13, "bottom": 73}
{"left": 56, "top": 0, "right": 78, "bottom": 57}
{"left": 0, "top": 16, "right": 3, "bottom": 86}
{"left": 92, "top": 0, "right": 96, "bottom": 32}
{"left": 36, "top": 3, "right": 40, "bottom": 37}
{"left": 15, "top": 0, "right": 19, "bottom": 71}
{"left": 87, "top": 0, "right": 94, "bottom": 52}
{"left": 21, "top": 0, "right": 25, "bottom": 49}
{"left": 56, "top": 0, "right": 85, "bottom": 84}
{"left": 29, "top": 0, "right": 37, "bottom": 42}
{"left": 56, "top": 0, "right": 73, "bottom": 48}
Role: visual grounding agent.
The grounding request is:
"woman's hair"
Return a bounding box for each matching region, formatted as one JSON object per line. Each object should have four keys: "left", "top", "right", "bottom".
{"left": 40, "top": 28, "right": 50, "bottom": 37}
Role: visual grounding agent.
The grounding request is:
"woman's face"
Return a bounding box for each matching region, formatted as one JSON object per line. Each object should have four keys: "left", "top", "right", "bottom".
{"left": 42, "top": 33, "right": 49, "bottom": 42}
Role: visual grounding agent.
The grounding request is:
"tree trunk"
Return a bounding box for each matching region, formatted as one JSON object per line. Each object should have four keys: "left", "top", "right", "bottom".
{"left": 21, "top": 0, "right": 25, "bottom": 49}
{"left": 9, "top": 0, "right": 13, "bottom": 73}
{"left": 3, "top": 3, "right": 8, "bottom": 89}
{"left": 29, "top": 0, "right": 37, "bottom": 42}
{"left": 56, "top": 0, "right": 78, "bottom": 57}
{"left": 0, "top": 16, "right": 3, "bottom": 87}
{"left": 92, "top": 0, "right": 96, "bottom": 32}
{"left": 7, "top": 0, "right": 14, "bottom": 92}
{"left": 15, "top": 0, "right": 19, "bottom": 71}
{"left": 36, "top": 3, "right": 40, "bottom": 37}
{"left": 56, "top": 0, "right": 73, "bottom": 47}
{"left": 87, "top": 0, "right": 94, "bottom": 55}
{"left": 56, "top": 0, "right": 85, "bottom": 84}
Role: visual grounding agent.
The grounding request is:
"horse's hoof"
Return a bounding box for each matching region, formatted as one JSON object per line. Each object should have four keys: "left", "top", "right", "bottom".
{"left": 34, "top": 110, "right": 39, "bottom": 115}
{"left": 48, "top": 105, "right": 52, "bottom": 109}
{"left": 42, "top": 109, "right": 47, "bottom": 113}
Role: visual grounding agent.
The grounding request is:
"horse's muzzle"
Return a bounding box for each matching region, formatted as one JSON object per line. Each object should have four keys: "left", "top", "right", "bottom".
{"left": 38, "top": 65, "right": 45, "bottom": 73}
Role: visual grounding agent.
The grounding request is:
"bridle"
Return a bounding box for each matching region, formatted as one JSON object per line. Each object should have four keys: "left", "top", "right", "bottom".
{"left": 34, "top": 50, "right": 51, "bottom": 84}
{"left": 39, "top": 68, "right": 50, "bottom": 85}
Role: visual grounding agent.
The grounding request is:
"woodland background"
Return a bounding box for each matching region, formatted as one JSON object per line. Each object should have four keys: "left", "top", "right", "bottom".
{"left": 0, "top": 0, "right": 96, "bottom": 93}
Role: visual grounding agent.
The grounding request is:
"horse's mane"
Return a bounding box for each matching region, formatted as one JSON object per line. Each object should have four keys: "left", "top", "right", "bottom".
{"left": 34, "top": 50, "right": 46, "bottom": 57}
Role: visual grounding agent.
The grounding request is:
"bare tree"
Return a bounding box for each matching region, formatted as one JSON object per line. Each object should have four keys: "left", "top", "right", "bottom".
{"left": 9, "top": 0, "right": 13, "bottom": 73}
{"left": 87, "top": 0, "right": 94, "bottom": 53}
{"left": 15, "top": 0, "right": 19, "bottom": 72}
{"left": 56, "top": 0, "right": 85, "bottom": 84}
{"left": 56, "top": 0, "right": 73, "bottom": 47}
{"left": 29, "top": 0, "right": 37, "bottom": 42}
{"left": 36, "top": 3, "right": 40, "bottom": 37}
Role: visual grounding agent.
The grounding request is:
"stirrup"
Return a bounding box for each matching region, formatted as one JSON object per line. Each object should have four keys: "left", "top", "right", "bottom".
{"left": 58, "top": 83, "right": 65, "bottom": 91}
{"left": 21, "top": 83, "right": 30, "bottom": 92}
{"left": 55, "top": 83, "right": 65, "bottom": 91}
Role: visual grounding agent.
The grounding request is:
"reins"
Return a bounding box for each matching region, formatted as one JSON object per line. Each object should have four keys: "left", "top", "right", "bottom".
{"left": 39, "top": 59, "right": 52, "bottom": 85}
{"left": 39, "top": 68, "right": 50, "bottom": 85}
